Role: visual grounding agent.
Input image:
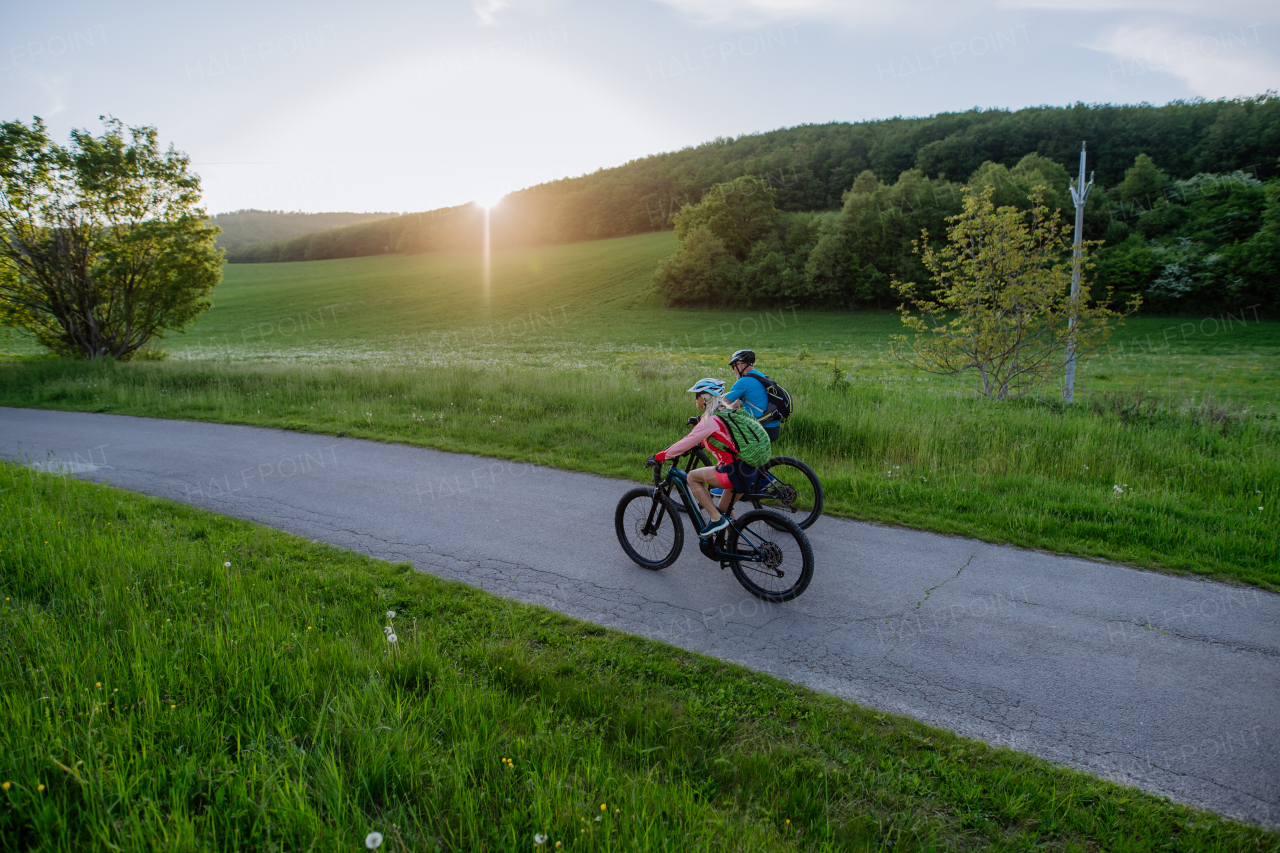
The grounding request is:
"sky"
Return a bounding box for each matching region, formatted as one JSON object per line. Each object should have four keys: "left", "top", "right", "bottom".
{"left": 2, "top": 0, "right": 1276, "bottom": 215}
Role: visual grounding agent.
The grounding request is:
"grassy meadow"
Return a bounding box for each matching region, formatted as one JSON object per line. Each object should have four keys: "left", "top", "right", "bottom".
{"left": 1, "top": 232, "right": 1277, "bottom": 587}
{"left": 2, "top": 461, "right": 1276, "bottom": 851}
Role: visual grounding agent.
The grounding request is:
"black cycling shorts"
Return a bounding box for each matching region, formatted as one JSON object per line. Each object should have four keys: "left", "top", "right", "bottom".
{"left": 714, "top": 460, "right": 759, "bottom": 494}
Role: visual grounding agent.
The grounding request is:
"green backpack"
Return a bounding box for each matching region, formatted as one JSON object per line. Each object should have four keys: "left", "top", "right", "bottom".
{"left": 716, "top": 408, "right": 772, "bottom": 468}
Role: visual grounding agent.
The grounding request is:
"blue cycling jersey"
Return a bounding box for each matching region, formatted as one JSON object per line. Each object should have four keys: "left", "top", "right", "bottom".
{"left": 724, "top": 370, "right": 781, "bottom": 427}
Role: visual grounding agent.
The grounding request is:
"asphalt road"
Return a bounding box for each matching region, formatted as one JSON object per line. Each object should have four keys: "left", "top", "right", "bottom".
{"left": 2, "top": 407, "right": 1276, "bottom": 828}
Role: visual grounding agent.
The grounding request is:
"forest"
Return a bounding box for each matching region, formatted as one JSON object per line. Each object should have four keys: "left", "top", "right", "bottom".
{"left": 225, "top": 96, "right": 1280, "bottom": 314}
{"left": 211, "top": 209, "right": 396, "bottom": 253}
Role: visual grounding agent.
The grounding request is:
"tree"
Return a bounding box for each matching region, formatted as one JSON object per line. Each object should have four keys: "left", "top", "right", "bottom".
{"left": 804, "top": 169, "right": 963, "bottom": 307}
{"left": 892, "top": 186, "right": 1137, "bottom": 400}
{"left": 1118, "top": 153, "right": 1168, "bottom": 205}
{"left": 672, "top": 177, "right": 778, "bottom": 261}
{"left": 0, "top": 116, "right": 221, "bottom": 360}
{"left": 653, "top": 225, "right": 738, "bottom": 306}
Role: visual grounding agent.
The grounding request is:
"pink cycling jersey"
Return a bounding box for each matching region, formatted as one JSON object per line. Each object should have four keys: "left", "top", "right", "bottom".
{"left": 660, "top": 415, "right": 737, "bottom": 465}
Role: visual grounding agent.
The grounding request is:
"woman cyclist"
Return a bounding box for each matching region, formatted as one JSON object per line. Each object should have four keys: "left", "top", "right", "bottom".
{"left": 647, "top": 378, "right": 759, "bottom": 538}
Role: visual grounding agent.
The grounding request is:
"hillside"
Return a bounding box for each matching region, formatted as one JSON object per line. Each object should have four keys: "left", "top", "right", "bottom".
{"left": 210, "top": 209, "right": 398, "bottom": 253}
{"left": 227, "top": 96, "right": 1279, "bottom": 264}
{"left": 192, "top": 231, "right": 678, "bottom": 351}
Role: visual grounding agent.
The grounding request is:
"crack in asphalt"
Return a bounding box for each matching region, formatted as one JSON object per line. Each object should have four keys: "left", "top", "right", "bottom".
{"left": 879, "top": 551, "right": 979, "bottom": 665}
{"left": 915, "top": 550, "right": 976, "bottom": 610}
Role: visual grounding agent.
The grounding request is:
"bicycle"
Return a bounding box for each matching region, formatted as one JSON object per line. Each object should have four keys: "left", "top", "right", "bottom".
{"left": 671, "top": 418, "right": 824, "bottom": 529}
{"left": 614, "top": 455, "right": 815, "bottom": 602}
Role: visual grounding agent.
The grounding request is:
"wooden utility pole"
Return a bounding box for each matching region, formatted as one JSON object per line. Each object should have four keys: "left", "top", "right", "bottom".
{"left": 1063, "top": 142, "right": 1094, "bottom": 404}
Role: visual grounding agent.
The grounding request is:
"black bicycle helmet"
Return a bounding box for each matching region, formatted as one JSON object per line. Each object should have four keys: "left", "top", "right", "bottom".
{"left": 729, "top": 349, "right": 756, "bottom": 367}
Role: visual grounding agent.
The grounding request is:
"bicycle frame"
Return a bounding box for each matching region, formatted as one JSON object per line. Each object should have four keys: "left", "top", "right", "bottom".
{"left": 678, "top": 449, "right": 778, "bottom": 498}
{"left": 650, "top": 459, "right": 771, "bottom": 565}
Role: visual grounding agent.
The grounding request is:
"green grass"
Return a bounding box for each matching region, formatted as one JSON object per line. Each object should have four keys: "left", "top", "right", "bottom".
{"left": 1, "top": 234, "right": 1277, "bottom": 587}
{"left": 2, "top": 353, "right": 1276, "bottom": 589}
{"left": 2, "top": 462, "right": 1275, "bottom": 851}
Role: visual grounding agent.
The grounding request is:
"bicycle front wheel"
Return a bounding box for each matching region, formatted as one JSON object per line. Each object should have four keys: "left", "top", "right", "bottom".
{"left": 615, "top": 487, "right": 685, "bottom": 569}
{"left": 725, "top": 509, "right": 814, "bottom": 602}
{"left": 750, "top": 456, "right": 824, "bottom": 530}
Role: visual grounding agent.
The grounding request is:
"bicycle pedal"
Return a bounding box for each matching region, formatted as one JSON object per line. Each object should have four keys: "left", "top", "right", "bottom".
{"left": 718, "top": 560, "right": 730, "bottom": 571}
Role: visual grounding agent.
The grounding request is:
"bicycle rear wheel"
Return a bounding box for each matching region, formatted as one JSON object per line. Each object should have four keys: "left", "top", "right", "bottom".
{"left": 615, "top": 487, "right": 685, "bottom": 569}
{"left": 725, "top": 509, "right": 814, "bottom": 602}
{"left": 749, "top": 456, "right": 824, "bottom": 530}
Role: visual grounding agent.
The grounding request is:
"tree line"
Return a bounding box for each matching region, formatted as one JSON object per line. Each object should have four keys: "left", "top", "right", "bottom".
{"left": 655, "top": 153, "right": 1280, "bottom": 314}
{"left": 228, "top": 95, "right": 1279, "bottom": 265}
{"left": 211, "top": 209, "right": 396, "bottom": 253}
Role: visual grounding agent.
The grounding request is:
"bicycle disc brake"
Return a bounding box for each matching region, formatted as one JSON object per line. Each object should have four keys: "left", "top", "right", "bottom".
{"left": 757, "top": 541, "right": 785, "bottom": 577}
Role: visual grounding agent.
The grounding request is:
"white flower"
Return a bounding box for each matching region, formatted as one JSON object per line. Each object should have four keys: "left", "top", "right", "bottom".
{"left": 365, "top": 832, "right": 383, "bottom": 849}
{"left": 383, "top": 626, "right": 393, "bottom": 634}
{"left": 386, "top": 610, "right": 396, "bottom": 619}
{"left": 224, "top": 561, "right": 231, "bottom": 567}
{"left": 387, "top": 633, "right": 397, "bottom": 643}
{"left": 535, "top": 834, "right": 548, "bottom": 845}
{"left": 1113, "top": 485, "right": 1123, "bottom": 494}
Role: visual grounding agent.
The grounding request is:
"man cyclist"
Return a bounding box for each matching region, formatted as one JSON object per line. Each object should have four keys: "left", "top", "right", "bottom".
{"left": 648, "top": 378, "right": 759, "bottom": 539}
{"left": 725, "top": 349, "right": 782, "bottom": 440}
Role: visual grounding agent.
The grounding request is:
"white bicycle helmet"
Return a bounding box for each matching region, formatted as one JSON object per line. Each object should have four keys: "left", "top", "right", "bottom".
{"left": 686, "top": 377, "right": 725, "bottom": 396}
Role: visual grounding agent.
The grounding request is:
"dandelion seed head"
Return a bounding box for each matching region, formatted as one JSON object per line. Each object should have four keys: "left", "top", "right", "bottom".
{"left": 534, "top": 833, "right": 548, "bottom": 845}
{"left": 387, "top": 633, "right": 397, "bottom": 643}
{"left": 365, "top": 831, "right": 383, "bottom": 849}
{"left": 224, "top": 561, "right": 231, "bottom": 567}
{"left": 386, "top": 610, "right": 395, "bottom": 619}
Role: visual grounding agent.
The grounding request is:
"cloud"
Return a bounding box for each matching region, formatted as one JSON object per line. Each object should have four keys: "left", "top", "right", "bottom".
{"left": 1004, "top": 0, "right": 1274, "bottom": 14}
{"left": 21, "top": 70, "right": 69, "bottom": 116}
{"left": 652, "top": 0, "right": 1279, "bottom": 29}
{"left": 1088, "top": 22, "right": 1279, "bottom": 97}
{"left": 471, "top": 0, "right": 511, "bottom": 26}
{"left": 649, "top": 0, "right": 978, "bottom": 30}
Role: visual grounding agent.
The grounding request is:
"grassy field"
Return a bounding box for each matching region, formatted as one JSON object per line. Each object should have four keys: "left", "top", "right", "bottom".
{"left": 2, "top": 461, "right": 1275, "bottom": 851}
{"left": 1, "top": 233, "right": 1277, "bottom": 587}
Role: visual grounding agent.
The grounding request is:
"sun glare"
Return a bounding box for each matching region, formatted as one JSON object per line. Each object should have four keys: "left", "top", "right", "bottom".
{"left": 477, "top": 195, "right": 502, "bottom": 210}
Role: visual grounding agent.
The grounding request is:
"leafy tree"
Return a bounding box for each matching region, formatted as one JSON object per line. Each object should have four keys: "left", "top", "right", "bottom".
{"left": 891, "top": 187, "right": 1136, "bottom": 400}
{"left": 0, "top": 117, "right": 221, "bottom": 359}
{"left": 1221, "top": 181, "right": 1280, "bottom": 312}
{"left": 1096, "top": 234, "right": 1155, "bottom": 306}
{"left": 804, "top": 169, "right": 963, "bottom": 307}
{"left": 672, "top": 177, "right": 778, "bottom": 260}
{"left": 968, "top": 154, "right": 1070, "bottom": 212}
{"left": 1134, "top": 202, "right": 1190, "bottom": 238}
{"left": 653, "top": 225, "right": 737, "bottom": 306}
{"left": 1119, "top": 153, "right": 1169, "bottom": 205}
